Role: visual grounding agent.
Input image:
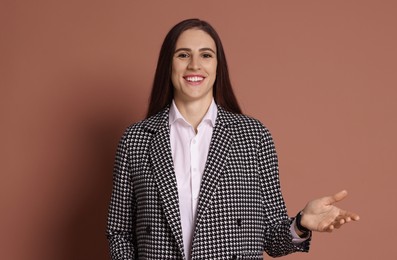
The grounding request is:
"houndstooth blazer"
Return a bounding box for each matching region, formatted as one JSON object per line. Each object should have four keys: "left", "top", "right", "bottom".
{"left": 106, "top": 105, "right": 310, "bottom": 260}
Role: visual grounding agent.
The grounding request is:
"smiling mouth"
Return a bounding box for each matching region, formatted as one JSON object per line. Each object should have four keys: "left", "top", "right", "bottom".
{"left": 184, "top": 76, "right": 205, "bottom": 82}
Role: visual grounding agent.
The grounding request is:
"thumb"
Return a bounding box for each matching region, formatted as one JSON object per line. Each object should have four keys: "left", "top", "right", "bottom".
{"left": 326, "top": 190, "right": 348, "bottom": 205}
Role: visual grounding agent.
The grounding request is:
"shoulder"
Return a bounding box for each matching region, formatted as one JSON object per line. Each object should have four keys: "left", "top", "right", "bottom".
{"left": 217, "top": 107, "right": 278, "bottom": 155}
{"left": 218, "top": 106, "right": 271, "bottom": 137}
{"left": 120, "top": 106, "right": 170, "bottom": 143}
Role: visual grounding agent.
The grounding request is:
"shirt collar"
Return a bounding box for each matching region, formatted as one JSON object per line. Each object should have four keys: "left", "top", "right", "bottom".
{"left": 169, "top": 99, "right": 218, "bottom": 128}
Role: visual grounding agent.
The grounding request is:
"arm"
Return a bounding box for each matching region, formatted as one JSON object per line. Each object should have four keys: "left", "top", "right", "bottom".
{"left": 258, "top": 126, "right": 360, "bottom": 256}
{"left": 106, "top": 131, "right": 136, "bottom": 260}
{"left": 258, "top": 126, "right": 310, "bottom": 257}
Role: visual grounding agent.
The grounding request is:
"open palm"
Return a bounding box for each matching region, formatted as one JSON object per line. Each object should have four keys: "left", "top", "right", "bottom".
{"left": 300, "top": 190, "right": 360, "bottom": 232}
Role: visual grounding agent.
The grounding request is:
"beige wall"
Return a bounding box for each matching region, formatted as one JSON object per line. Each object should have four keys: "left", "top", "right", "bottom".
{"left": 1, "top": 1, "right": 396, "bottom": 259}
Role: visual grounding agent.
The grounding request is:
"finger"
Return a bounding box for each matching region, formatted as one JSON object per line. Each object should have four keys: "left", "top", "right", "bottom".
{"left": 332, "top": 216, "right": 345, "bottom": 228}
{"left": 342, "top": 210, "right": 360, "bottom": 221}
{"left": 326, "top": 190, "right": 348, "bottom": 204}
{"left": 349, "top": 212, "right": 360, "bottom": 221}
{"left": 318, "top": 220, "right": 333, "bottom": 232}
{"left": 333, "top": 221, "right": 344, "bottom": 229}
{"left": 338, "top": 210, "right": 358, "bottom": 223}
{"left": 327, "top": 225, "right": 334, "bottom": 232}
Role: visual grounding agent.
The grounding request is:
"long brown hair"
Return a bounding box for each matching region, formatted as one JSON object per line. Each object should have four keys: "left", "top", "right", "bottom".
{"left": 146, "top": 18, "right": 242, "bottom": 118}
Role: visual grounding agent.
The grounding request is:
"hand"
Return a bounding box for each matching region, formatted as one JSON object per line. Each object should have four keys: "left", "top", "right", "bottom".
{"left": 300, "top": 190, "right": 360, "bottom": 232}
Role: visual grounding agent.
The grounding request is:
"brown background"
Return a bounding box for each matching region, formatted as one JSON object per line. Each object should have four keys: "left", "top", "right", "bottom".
{"left": 1, "top": 1, "right": 396, "bottom": 259}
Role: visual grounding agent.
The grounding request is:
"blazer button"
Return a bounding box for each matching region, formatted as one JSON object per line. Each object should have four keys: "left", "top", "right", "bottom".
{"left": 146, "top": 225, "right": 151, "bottom": 234}
{"left": 237, "top": 218, "right": 242, "bottom": 227}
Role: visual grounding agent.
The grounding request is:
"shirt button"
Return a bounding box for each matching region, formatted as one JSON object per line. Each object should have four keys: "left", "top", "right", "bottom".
{"left": 192, "top": 139, "right": 196, "bottom": 144}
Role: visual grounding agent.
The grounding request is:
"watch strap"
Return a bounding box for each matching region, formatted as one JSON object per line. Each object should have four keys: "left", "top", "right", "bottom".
{"left": 295, "top": 211, "right": 310, "bottom": 234}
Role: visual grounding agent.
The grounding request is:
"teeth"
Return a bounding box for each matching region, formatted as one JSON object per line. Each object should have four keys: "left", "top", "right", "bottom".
{"left": 186, "top": 76, "right": 203, "bottom": 82}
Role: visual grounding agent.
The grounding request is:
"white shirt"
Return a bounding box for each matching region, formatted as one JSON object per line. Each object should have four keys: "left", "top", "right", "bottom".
{"left": 169, "top": 99, "right": 307, "bottom": 259}
{"left": 169, "top": 99, "right": 217, "bottom": 259}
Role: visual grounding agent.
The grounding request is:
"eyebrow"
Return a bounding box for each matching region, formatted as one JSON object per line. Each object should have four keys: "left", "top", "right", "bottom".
{"left": 174, "top": 47, "right": 216, "bottom": 54}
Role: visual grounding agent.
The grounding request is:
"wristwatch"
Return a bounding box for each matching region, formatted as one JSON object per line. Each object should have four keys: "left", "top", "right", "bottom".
{"left": 295, "top": 211, "right": 310, "bottom": 235}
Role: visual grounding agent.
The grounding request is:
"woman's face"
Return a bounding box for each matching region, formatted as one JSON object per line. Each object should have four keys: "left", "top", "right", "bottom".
{"left": 171, "top": 28, "right": 217, "bottom": 105}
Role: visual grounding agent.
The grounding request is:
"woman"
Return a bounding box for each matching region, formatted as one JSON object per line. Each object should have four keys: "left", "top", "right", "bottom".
{"left": 106, "top": 18, "right": 359, "bottom": 260}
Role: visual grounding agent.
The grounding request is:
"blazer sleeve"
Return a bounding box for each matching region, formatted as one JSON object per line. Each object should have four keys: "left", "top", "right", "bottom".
{"left": 106, "top": 130, "right": 136, "bottom": 260}
{"left": 258, "top": 125, "right": 310, "bottom": 257}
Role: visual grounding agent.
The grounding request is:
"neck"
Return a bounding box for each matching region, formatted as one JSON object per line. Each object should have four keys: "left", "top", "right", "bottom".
{"left": 174, "top": 98, "right": 212, "bottom": 132}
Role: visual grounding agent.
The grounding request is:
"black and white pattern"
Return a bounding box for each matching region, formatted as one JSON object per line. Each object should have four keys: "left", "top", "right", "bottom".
{"left": 107, "top": 105, "right": 310, "bottom": 260}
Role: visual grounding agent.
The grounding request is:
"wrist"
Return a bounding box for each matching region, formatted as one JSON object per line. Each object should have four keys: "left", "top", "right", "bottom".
{"left": 295, "top": 211, "right": 310, "bottom": 236}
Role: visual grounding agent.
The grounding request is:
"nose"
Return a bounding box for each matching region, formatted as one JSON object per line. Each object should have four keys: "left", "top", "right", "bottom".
{"left": 187, "top": 55, "right": 200, "bottom": 70}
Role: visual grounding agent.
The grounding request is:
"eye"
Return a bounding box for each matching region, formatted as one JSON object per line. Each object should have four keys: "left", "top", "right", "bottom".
{"left": 201, "top": 53, "right": 214, "bottom": 58}
{"left": 176, "top": 52, "right": 190, "bottom": 58}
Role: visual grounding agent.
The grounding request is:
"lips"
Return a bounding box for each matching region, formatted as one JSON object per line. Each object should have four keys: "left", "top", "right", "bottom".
{"left": 183, "top": 75, "right": 205, "bottom": 83}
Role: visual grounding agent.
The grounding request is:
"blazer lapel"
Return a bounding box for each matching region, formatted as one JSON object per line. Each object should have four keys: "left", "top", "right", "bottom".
{"left": 194, "top": 107, "right": 234, "bottom": 232}
{"left": 148, "top": 108, "right": 185, "bottom": 259}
